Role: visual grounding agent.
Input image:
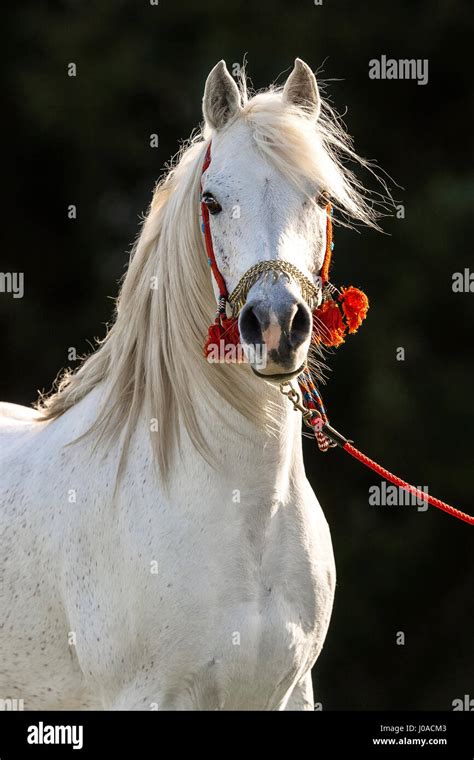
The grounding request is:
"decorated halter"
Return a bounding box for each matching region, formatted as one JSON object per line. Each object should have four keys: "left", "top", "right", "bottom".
{"left": 200, "top": 141, "right": 369, "bottom": 452}
{"left": 200, "top": 142, "right": 369, "bottom": 356}
{"left": 199, "top": 141, "right": 474, "bottom": 525}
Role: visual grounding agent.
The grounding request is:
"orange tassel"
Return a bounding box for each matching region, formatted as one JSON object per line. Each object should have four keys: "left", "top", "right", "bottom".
{"left": 313, "top": 286, "right": 369, "bottom": 348}
{"left": 339, "top": 286, "right": 369, "bottom": 333}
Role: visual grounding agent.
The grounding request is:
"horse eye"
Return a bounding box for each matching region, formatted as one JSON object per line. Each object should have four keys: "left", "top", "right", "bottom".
{"left": 316, "top": 190, "right": 330, "bottom": 208}
{"left": 202, "top": 192, "right": 222, "bottom": 215}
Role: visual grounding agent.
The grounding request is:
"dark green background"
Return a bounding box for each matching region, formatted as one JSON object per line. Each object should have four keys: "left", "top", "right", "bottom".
{"left": 2, "top": 0, "right": 473, "bottom": 710}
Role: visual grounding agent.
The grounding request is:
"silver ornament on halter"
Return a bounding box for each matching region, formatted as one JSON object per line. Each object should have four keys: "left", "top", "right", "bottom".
{"left": 227, "top": 260, "right": 322, "bottom": 317}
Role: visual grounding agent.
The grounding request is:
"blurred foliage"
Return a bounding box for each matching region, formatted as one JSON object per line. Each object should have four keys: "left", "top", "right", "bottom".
{"left": 2, "top": 0, "right": 473, "bottom": 709}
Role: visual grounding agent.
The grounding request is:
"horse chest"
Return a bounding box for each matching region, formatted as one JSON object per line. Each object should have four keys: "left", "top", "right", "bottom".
{"left": 60, "top": 463, "right": 335, "bottom": 710}
{"left": 192, "top": 583, "right": 318, "bottom": 709}
{"left": 120, "top": 495, "right": 335, "bottom": 710}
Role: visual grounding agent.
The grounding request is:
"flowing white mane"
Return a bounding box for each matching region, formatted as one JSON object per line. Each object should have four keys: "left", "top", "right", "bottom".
{"left": 36, "top": 80, "right": 379, "bottom": 476}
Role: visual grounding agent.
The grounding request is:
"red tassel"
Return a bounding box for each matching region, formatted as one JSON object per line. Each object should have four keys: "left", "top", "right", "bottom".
{"left": 312, "top": 300, "right": 346, "bottom": 347}
{"left": 339, "top": 286, "right": 369, "bottom": 333}
{"left": 203, "top": 316, "right": 241, "bottom": 359}
{"left": 204, "top": 321, "right": 223, "bottom": 357}
{"left": 220, "top": 316, "right": 240, "bottom": 346}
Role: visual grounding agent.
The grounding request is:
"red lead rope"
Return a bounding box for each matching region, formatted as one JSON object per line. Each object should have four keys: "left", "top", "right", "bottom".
{"left": 287, "top": 376, "right": 472, "bottom": 524}
{"left": 318, "top": 422, "right": 474, "bottom": 526}
{"left": 342, "top": 442, "right": 474, "bottom": 526}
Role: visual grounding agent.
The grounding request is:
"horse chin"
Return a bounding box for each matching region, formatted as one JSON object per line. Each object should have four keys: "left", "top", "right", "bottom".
{"left": 250, "top": 362, "right": 306, "bottom": 385}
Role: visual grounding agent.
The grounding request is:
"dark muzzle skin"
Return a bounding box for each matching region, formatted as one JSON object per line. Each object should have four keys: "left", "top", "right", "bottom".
{"left": 239, "top": 291, "right": 312, "bottom": 378}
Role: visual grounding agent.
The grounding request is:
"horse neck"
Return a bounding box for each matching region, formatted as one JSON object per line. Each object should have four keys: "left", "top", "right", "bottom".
{"left": 184, "top": 379, "right": 305, "bottom": 499}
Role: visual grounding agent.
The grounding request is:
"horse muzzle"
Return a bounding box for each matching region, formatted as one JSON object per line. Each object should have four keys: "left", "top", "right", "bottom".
{"left": 238, "top": 289, "right": 313, "bottom": 380}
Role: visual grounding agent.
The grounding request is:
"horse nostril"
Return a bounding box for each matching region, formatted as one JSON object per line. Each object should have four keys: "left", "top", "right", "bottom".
{"left": 288, "top": 302, "right": 311, "bottom": 349}
{"left": 239, "top": 304, "right": 263, "bottom": 345}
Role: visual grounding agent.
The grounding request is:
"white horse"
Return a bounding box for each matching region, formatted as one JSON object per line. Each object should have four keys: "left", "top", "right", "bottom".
{"left": 0, "top": 59, "right": 376, "bottom": 710}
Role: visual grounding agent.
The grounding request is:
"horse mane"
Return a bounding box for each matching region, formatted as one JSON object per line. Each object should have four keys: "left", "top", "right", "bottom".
{"left": 36, "top": 75, "right": 385, "bottom": 477}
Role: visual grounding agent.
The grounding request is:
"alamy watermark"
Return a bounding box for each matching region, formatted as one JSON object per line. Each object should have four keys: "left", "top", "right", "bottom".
{"left": 27, "top": 722, "right": 83, "bottom": 750}
{"left": 0, "top": 697, "right": 24, "bottom": 710}
{"left": 369, "top": 55, "right": 429, "bottom": 86}
{"left": 452, "top": 268, "right": 474, "bottom": 293}
{"left": 0, "top": 272, "right": 24, "bottom": 299}
{"left": 369, "top": 481, "right": 429, "bottom": 511}
{"left": 206, "top": 341, "right": 267, "bottom": 366}
{"left": 452, "top": 694, "right": 473, "bottom": 710}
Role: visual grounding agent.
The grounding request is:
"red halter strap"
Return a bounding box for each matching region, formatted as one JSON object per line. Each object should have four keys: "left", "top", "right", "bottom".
{"left": 201, "top": 143, "right": 228, "bottom": 310}
{"left": 320, "top": 202, "right": 333, "bottom": 284}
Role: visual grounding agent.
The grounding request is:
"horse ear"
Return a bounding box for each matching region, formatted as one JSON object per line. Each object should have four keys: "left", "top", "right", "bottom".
{"left": 283, "top": 58, "right": 321, "bottom": 119}
{"left": 203, "top": 60, "right": 241, "bottom": 130}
